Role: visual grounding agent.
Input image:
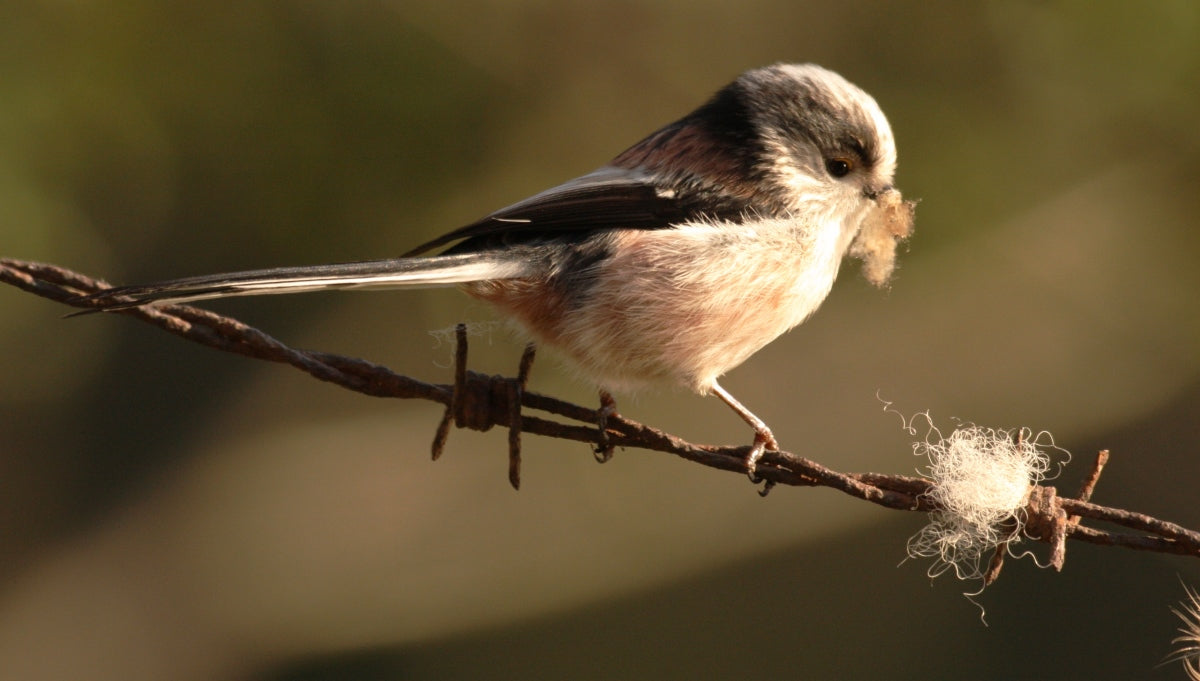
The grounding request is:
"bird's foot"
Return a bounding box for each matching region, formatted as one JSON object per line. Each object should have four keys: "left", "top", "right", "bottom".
{"left": 745, "top": 428, "right": 780, "bottom": 482}
{"left": 594, "top": 390, "right": 618, "bottom": 463}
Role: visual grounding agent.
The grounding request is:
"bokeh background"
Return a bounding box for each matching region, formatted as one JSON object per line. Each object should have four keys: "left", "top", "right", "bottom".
{"left": 2, "top": 2, "right": 1199, "bottom": 679}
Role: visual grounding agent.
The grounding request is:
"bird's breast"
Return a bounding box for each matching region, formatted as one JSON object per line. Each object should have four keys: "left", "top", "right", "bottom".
{"left": 466, "top": 217, "right": 850, "bottom": 394}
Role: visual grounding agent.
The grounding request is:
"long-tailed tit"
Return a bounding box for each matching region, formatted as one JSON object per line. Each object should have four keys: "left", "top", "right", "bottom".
{"left": 81, "top": 63, "right": 915, "bottom": 478}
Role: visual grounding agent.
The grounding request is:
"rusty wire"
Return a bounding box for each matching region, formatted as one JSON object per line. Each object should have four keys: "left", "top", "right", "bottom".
{"left": 3, "top": 257, "right": 1198, "bottom": 576}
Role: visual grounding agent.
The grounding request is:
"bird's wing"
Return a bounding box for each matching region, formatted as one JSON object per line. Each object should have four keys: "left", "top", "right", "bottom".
{"left": 402, "top": 165, "right": 748, "bottom": 256}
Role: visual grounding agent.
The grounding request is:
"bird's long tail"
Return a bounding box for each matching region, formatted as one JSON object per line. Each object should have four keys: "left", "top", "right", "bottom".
{"left": 77, "top": 251, "right": 530, "bottom": 311}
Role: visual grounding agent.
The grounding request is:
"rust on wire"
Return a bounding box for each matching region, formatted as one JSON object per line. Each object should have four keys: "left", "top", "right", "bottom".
{"left": 430, "top": 323, "right": 535, "bottom": 489}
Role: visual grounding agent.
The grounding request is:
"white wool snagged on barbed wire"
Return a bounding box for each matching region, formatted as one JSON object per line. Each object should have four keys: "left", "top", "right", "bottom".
{"left": 902, "top": 415, "right": 1060, "bottom": 581}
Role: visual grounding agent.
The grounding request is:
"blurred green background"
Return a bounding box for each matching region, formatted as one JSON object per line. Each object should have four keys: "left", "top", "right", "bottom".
{"left": 2, "top": 1, "right": 1199, "bottom": 679}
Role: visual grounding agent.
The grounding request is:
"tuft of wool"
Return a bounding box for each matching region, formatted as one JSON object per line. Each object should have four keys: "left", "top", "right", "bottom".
{"left": 903, "top": 415, "right": 1059, "bottom": 581}
{"left": 849, "top": 189, "right": 915, "bottom": 287}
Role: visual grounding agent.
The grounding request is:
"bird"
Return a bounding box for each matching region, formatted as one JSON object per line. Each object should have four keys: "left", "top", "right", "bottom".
{"left": 79, "top": 63, "right": 915, "bottom": 480}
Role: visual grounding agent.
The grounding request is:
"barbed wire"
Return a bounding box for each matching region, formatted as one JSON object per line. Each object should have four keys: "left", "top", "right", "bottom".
{"left": 3, "top": 257, "right": 1198, "bottom": 582}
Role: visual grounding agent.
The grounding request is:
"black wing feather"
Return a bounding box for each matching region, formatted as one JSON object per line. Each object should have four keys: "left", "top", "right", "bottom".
{"left": 401, "top": 166, "right": 741, "bottom": 256}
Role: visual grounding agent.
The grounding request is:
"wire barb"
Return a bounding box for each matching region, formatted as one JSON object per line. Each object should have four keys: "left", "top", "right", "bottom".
{"left": 508, "top": 342, "right": 537, "bottom": 489}
{"left": 430, "top": 323, "right": 534, "bottom": 490}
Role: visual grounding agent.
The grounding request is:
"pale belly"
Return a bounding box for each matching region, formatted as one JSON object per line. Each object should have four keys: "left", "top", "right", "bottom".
{"left": 467, "top": 218, "right": 851, "bottom": 394}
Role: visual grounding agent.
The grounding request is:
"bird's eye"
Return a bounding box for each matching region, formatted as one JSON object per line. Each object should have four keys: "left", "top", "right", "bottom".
{"left": 825, "top": 157, "right": 854, "bottom": 178}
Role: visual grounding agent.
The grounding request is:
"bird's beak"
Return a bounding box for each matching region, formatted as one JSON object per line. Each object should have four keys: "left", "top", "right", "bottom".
{"left": 863, "top": 184, "right": 893, "bottom": 201}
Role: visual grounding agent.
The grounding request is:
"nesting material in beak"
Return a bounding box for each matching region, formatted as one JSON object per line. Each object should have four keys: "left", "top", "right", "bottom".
{"left": 850, "top": 188, "right": 916, "bottom": 287}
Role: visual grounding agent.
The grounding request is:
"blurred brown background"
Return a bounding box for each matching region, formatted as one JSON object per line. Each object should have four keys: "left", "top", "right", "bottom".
{"left": 1, "top": 2, "right": 1199, "bottom": 679}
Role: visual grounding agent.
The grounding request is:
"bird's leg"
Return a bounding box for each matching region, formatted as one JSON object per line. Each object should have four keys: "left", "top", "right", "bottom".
{"left": 710, "top": 381, "right": 779, "bottom": 482}
{"left": 594, "top": 389, "right": 618, "bottom": 463}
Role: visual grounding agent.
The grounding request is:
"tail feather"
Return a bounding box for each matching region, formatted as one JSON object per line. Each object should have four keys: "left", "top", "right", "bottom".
{"left": 79, "top": 252, "right": 528, "bottom": 310}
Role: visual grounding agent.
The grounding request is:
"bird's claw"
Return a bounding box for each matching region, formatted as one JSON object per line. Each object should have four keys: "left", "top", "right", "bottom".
{"left": 746, "top": 429, "right": 779, "bottom": 485}
{"left": 594, "top": 390, "right": 618, "bottom": 463}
